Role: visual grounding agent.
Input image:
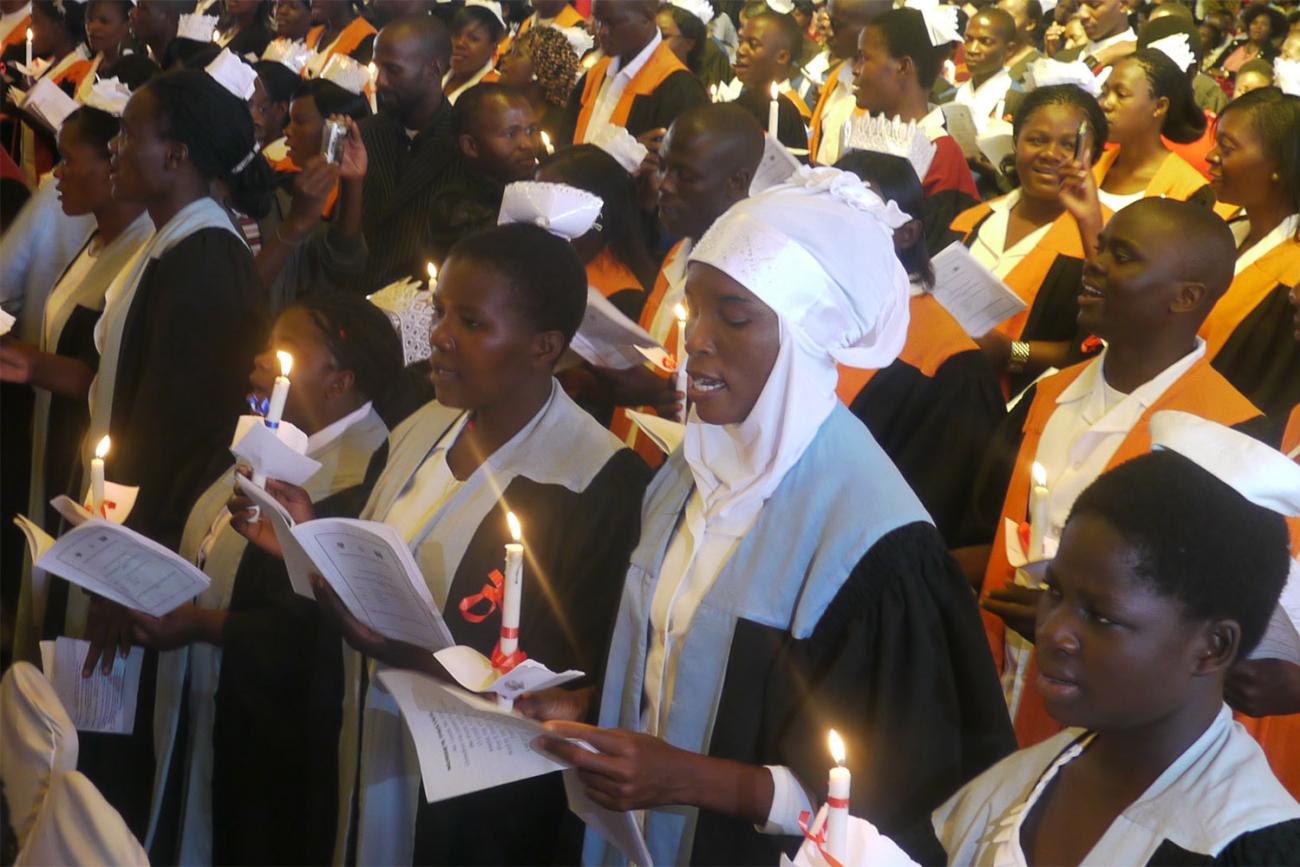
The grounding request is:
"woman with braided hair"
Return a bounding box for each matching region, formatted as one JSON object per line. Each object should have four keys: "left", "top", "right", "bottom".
{"left": 497, "top": 22, "right": 579, "bottom": 143}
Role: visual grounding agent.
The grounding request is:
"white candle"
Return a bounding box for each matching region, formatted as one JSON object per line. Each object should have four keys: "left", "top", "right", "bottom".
{"left": 540, "top": 130, "right": 554, "bottom": 155}
{"left": 426, "top": 260, "right": 438, "bottom": 286}
{"left": 673, "top": 302, "right": 688, "bottom": 422}
{"left": 1028, "top": 461, "right": 1049, "bottom": 561}
{"left": 25, "top": 27, "right": 33, "bottom": 72}
{"left": 367, "top": 61, "right": 378, "bottom": 113}
{"left": 826, "top": 729, "right": 850, "bottom": 863}
{"left": 265, "top": 350, "right": 294, "bottom": 429}
{"left": 709, "top": 83, "right": 718, "bottom": 102}
{"left": 498, "top": 512, "right": 524, "bottom": 708}
{"left": 768, "top": 81, "right": 780, "bottom": 138}
{"left": 91, "top": 435, "right": 110, "bottom": 516}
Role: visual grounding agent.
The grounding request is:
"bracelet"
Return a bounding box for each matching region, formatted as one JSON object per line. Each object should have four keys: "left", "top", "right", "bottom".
{"left": 1007, "top": 340, "right": 1031, "bottom": 374}
{"left": 275, "top": 223, "right": 306, "bottom": 247}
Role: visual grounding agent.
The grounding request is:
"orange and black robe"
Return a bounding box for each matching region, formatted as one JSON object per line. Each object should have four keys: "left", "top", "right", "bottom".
{"left": 305, "top": 15, "right": 376, "bottom": 67}
{"left": 564, "top": 40, "right": 708, "bottom": 145}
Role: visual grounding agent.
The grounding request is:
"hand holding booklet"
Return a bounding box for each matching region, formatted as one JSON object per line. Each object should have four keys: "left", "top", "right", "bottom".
{"left": 571, "top": 288, "right": 665, "bottom": 370}
{"left": 930, "top": 243, "right": 1028, "bottom": 337}
{"left": 377, "top": 669, "right": 653, "bottom": 866}
{"left": 40, "top": 637, "right": 143, "bottom": 735}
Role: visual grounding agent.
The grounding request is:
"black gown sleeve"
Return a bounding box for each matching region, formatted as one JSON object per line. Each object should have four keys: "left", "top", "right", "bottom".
{"left": 110, "top": 229, "right": 268, "bottom": 550}
{"left": 1144, "top": 818, "right": 1300, "bottom": 866}
{"left": 850, "top": 350, "right": 1006, "bottom": 546}
{"left": 1210, "top": 283, "right": 1300, "bottom": 442}
{"left": 693, "top": 522, "right": 1017, "bottom": 866}
{"left": 625, "top": 69, "right": 710, "bottom": 138}
{"left": 735, "top": 87, "right": 809, "bottom": 152}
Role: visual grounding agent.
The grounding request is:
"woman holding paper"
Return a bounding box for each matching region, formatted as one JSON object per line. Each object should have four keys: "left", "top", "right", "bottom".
{"left": 832, "top": 150, "right": 1005, "bottom": 546}
{"left": 10, "top": 0, "right": 93, "bottom": 180}
{"left": 947, "top": 82, "right": 1109, "bottom": 389}
{"left": 123, "top": 293, "right": 403, "bottom": 866}
{"left": 252, "top": 223, "right": 650, "bottom": 866}
{"left": 530, "top": 168, "right": 1014, "bottom": 866}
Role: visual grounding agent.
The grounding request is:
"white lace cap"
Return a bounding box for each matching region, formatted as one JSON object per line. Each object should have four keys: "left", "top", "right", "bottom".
{"left": 261, "top": 38, "right": 313, "bottom": 74}
{"left": 670, "top": 0, "right": 714, "bottom": 26}
{"left": 177, "top": 12, "right": 218, "bottom": 42}
{"left": 205, "top": 48, "right": 257, "bottom": 100}
{"left": 586, "top": 122, "right": 649, "bottom": 174}
{"left": 1150, "top": 411, "right": 1300, "bottom": 516}
{"left": 750, "top": 133, "right": 801, "bottom": 194}
{"left": 368, "top": 277, "right": 433, "bottom": 365}
{"left": 1275, "top": 57, "right": 1300, "bottom": 97}
{"left": 497, "top": 181, "right": 604, "bottom": 240}
{"left": 845, "top": 112, "right": 938, "bottom": 182}
{"left": 1023, "top": 57, "right": 1104, "bottom": 96}
{"left": 903, "top": 0, "right": 961, "bottom": 46}
{"left": 465, "top": 0, "right": 506, "bottom": 27}
{"left": 766, "top": 0, "right": 795, "bottom": 13}
{"left": 1147, "top": 32, "right": 1196, "bottom": 72}
{"left": 80, "top": 76, "right": 132, "bottom": 116}
{"left": 714, "top": 76, "right": 744, "bottom": 102}
{"left": 691, "top": 166, "right": 911, "bottom": 368}
{"left": 555, "top": 24, "right": 595, "bottom": 58}
{"left": 319, "top": 53, "right": 370, "bottom": 94}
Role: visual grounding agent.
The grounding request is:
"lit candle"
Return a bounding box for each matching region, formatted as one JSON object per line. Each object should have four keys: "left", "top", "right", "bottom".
{"left": 25, "top": 27, "right": 32, "bottom": 73}
{"left": 426, "top": 260, "right": 438, "bottom": 286}
{"left": 91, "top": 435, "right": 110, "bottom": 517}
{"left": 826, "top": 729, "right": 850, "bottom": 863}
{"left": 367, "top": 61, "right": 378, "bottom": 113}
{"left": 498, "top": 512, "right": 524, "bottom": 708}
{"left": 768, "top": 81, "right": 780, "bottom": 139}
{"left": 540, "top": 130, "right": 554, "bottom": 155}
{"left": 265, "top": 350, "right": 293, "bottom": 430}
{"left": 709, "top": 83, "right": 718, "bottom": 102}
{"left": 673, "top": 302, "right": 688, "bottom": 422}
{"left": 1028, "top": 461, "right": 1049, "bottom": 561}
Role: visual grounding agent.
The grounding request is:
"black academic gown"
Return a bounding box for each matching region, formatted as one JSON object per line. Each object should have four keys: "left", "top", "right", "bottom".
{"left": 424, "top": 158, "right": 506, "bottom": 263}
{"left": 411, "top": 452, "right": 652, "bottom": 866}
{"left": 74, "top": 227, "right": 266, "bottom": 860}
{"left": 1209, "top": 283, "right": 1300, "bottom": 445}
{"left": 560, "top": 66, "right": 708, "bottom": 146}
{"left": 734, "top": 86, "right": 809, "bottom": 153}
{"left": 211, "top": 464, "right": 384, "bottom": 867}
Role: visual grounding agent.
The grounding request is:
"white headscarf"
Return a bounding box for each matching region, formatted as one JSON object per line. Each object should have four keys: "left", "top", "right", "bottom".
{"left": 684, "top": 166, "right": 911, "bottom": 532}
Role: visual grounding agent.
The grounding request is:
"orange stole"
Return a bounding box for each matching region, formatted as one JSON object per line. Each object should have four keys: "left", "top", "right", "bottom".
{"left": 981, "top": 357, "right": 1260, "bottom": 747}
{"left": 1200, "top": 235, "right": 1300, "bottom": 360}
{"left": 574, "top": 41, "right": 689, "bottom": 144}
{"left": 807, "top": 60, "right": 844, "bottom": 162}
{"left": 22, "top": 56, "right": 93, "bottom": 178}
{"left": 1164, "top": 111, "right": 1216, "bottom": 179}
{"left": 1235, "top": 405, "right": 1300, "bottom": 799}
{"left": 834, "top": 293, "right": 977, "bottom": 405}
{"left": 949, "top": 199, "right": 1101, "bottom": 340}
{"left": 1091, "top": 148, "right": 1211, "bottom": 201}
{"left": 783, "top": 87, "right": 812, "bottom": 121}
{"left": 586, "top": 247, "right": 642, "bottom": 299}
{"left": 305, "top": 15, "right": 376, "bottom": 63}
{"left": 2, "top": 14, "right": 30, "bottom": 52}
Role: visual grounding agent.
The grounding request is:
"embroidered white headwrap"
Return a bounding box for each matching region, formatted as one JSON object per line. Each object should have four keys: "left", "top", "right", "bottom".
{"left": 845, "top": 113, "right": 938, "bottom": 182}
{"left": 497, "top": 181, "right": 604, "bottom": 240}
{"left": 903, "top": 0, "right": 962, "bottom": 46}
{"left": 319, "top": 53, "right": 370, "bottom": 95}
{"left": 261, "top": 38, "right": 313, "bottom": 75}
{"left": 555, "top": 24, "right": 595, "bottom": 58}
{"left": 684, "top": 167, "right": 911, "bottom": 531}
{"left": 177, "top": 12, "right": 218, "bottom": 43}
{"left": 1147, "top": 32, "right": 1196, "bottom": 72}
{"left": 81, "top": 76, "right": 132, "bottom": 116}
{"left": 465, "top": 0, "right": 506, "bottom": 27}
{"left": 586, "top": 122, "right": 650, "bottom": 174}
{"left": 670, "top": 0, "right": 715, "bottom": 26}
{"left": 205, "top": 48, "right": 257, "bottom": 100}
{"left": 1275, "top": 57, "right": 1300, "bottom": 97}
{"left": 765, "top": 0, "right": 795, "bottom": 13}
{"left": 1023, "top": 57, "right": 1107, "bottom": 96}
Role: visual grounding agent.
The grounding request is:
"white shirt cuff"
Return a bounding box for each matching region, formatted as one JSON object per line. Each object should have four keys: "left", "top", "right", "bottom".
{"left": 757, "top": 765, "right": 814, "bottom": 836}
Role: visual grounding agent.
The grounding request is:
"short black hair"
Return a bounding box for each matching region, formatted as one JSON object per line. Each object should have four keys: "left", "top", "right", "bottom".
{"left": 61, "top": 106, "right": 121, "bottom": 159}
{"left": 32, "top": 0, "right": 87, "bottom": 45}
{"left": 1068, "top": 449, "right": 1290, "bottom": 661}
{"left": 661, "top": 3, "right": 707, "bottom": 71}
{"left": 1122, "top": 49, "right": 1206, "bottom": 143}
{"left": 869, "top": 8, "right": 954, "bottom": 90}
{"left": 452, "top": 81, "right": 523, "bottom": 137}
{"left": 292, "top": 77, "right": 372, "bottom": 121}
{"left": 1218, "top": 87, "right": 1300, "bottom": 216}
{"left": 973, "top": 7, "right": 1017, "bottom": 43}
{"left": 445, "top": 224, "right": 588, "bottom": 347}
{"left": 834, "top": 150, "right": 934, "bottom": 288}
{"left": 450, "top": 3, "right": 506, "bottom": 43}
{"left": 1013, "top": 83, "right": 1109, "bottom": 163}
{"left": 751, "top": 10, "right": 805, "bottom": 62}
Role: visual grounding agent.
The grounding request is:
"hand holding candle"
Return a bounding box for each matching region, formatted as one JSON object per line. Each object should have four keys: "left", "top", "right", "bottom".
{"left": 826, "top": 729, "right": 850, "bottom": 864}
{"left": 91, "top": 435, "right": 110, "bottom": 517}
{"left": 1028, "top": 461, "right": 1048, "bottom": 562}
{"left": 498, "top": 511, "right": 524, "bottom": 708}
{"left": 673, "top": 302, "right": 689, "bottom": 422}
{"left": 768, "top": 81, "right": 780, "bottom": 139}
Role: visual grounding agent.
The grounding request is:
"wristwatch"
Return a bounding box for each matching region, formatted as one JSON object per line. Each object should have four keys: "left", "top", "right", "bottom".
{"left": 1007, "top": 340, "right": 1031, "bottom": 374}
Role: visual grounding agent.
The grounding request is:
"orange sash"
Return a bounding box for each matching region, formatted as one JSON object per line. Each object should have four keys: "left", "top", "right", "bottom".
{"left": 586, "top": 247, "right": 642, "bottom": 298}
{"left": 305, "top": 16, "right": 376, "bottom": 65}
{"left": 834, "top": 293, "right": 977, "bottom": 404}
{"left": 574, "top": 41, "right": 689, "bottom": 143}
{"left": 981, "top": 356, "right": 1260, "bottom": 746}
{"left": 950, "top": 199, "right": 1098, "bottom": 340}
{"left": 1200, "top": 236, "right": 1300, "bottom": 359}
{"left": 1, "top": 14, "right": 30, "bottom": 53}
{"left": 783, "top": 87, "right": 812, "bottom": 121}
{"left": 1091, "top": 148, "right": 1210, "bottom": 202}
{"left": 807, "top": 60, "right": 844, "bottom": 162}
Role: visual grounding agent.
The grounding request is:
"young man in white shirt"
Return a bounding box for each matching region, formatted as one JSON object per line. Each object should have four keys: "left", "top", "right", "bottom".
{"left": 954, "top": 7, "right": 1017, "bottom": 132}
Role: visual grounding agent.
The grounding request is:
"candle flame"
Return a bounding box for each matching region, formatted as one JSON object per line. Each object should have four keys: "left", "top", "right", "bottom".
{"left": 506, "top": 511, "right": 522, "bottom": 542}
{"left": 770, "top": 81, "right": 780, "bottom": 100}
{"left": 1031, "top": 461, "right": 1047, "bottom": 487}
{"left": 276, "top": 350, "right": 294, "bottom": 377}
{"left": 709, "top": 84, "right": 718, "bottom": 102}
{"left": 26, "top": 27, "right": 32, "bottom": 40}
{"left": 426, "top": 261, "right": 438, "bottom": 283}
{"left": 673, "top": 302, "right": 688, "bottom": 324}
{"left": 367, "top": 61, "right": 377, "bottom": 79}
{"left": 94, "top": 435, "right": 111, "bottom": 460}
{"left": 828, "top": 729, "right": 846, "bottom": 765}
{"left": 540, "top": 131, "right": 554, "bottom": 154}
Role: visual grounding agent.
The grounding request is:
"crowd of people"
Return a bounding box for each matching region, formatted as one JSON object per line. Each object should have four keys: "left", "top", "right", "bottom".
{"left": 0, "top": 0, "right": 1298, "bottom": 865}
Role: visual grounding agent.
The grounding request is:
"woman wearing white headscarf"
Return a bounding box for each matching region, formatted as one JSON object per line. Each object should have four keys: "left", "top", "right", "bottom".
{"left": 531, "top": 167, "right": 1016, "bottom": 867}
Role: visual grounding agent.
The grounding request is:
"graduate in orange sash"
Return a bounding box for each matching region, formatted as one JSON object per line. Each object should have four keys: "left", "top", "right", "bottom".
{"left": 10, "top": 1, "right": 92, "bottom": 181}
{"left": 1202, "top": 87, "right": 1300, "bottom": 440}
{"left": 498, "top": 0, "right": 582, "bottom": 59}
{"left": 836, "top": 150, "right": 1005, "bottom": 545}
{"left": 958, "top": 199, "right": 1265, "bottom": 747}
{"left": 564, "top": 0, "right": 706, "bottom": 147}
{"left": 807, "top": 0, "right": 889, "bottom": 165}
{"left": 304, "top": 0, "right": 376, "bottom": 75}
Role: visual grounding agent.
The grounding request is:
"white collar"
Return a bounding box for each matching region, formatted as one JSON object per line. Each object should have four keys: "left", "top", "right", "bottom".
{"left": 988, "top": 189, "right": 1021, "bottom": 215}
{"left": 1057, "top": 339, "right": 1206, "bottom": 431}
{"left": 1234, "top": 212, "right": 1300, "bottom": 275}
{"left": 610, "top": 30, "right": 662, "bottom": 81}
{"left": 963, "top": 68, "right": 1012, "bottom": 98}
{"left": 443, "top": 57, "right": 496, "bottom": 100}
{"left": 1087, "top": 27, "right": 1136, "bottom": 54}
{"left": 262, "top": 136, "right": 289, "bottom": 162}
{"left": 307, "top": 401, "right": 374, "bottom": 456}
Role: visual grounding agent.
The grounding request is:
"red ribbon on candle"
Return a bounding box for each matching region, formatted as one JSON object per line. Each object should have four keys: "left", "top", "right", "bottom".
{"left": 797, "top": 810, "right": 845, "bottom": 867}
{"left": 490, "top": 641, "right": 528, "bottom": 673}
{"left": 826, "top": 796, "right": 849, "bottom": 809}
{"left": 459, "top": 570, "right": 505, "bottom": 623}
{"left": 1017, "top": 521, "right": 1031, "bottom": 557}
{"left": 1080, "top": 335, "right": 1103, "bottom": 355}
